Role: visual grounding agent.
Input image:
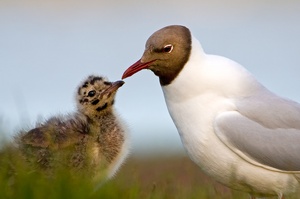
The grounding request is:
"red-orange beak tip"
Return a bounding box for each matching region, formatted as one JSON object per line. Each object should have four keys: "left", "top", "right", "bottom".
{"left": 122, "top": 59, "right": 156, "bottom": 79}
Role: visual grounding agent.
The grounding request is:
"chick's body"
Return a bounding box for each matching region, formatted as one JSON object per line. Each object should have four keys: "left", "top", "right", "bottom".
{"left": 16, "top": 75, "right": 129, "bottom": 182}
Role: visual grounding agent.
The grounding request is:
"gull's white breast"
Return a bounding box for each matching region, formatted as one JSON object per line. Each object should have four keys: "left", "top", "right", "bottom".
{"left": 161, "top": 37, "right": 299, "bottom": 196}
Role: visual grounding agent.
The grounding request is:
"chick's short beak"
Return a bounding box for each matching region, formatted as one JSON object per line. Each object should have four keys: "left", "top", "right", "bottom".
{"left": 103, "top": 80, "right": 125, "bottom": 95}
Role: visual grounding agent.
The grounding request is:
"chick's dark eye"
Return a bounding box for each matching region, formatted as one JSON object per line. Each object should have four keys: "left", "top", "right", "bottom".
{"left": 163, "top": 44, "right": 173, "bottom": 53}
{"left": 88, "top": 90, "right": 96, "bottom": 97}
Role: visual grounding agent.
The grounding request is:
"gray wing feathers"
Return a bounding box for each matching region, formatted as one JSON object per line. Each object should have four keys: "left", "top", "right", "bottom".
{"left": 235, "top": 90, "right": 300, "bottom": 129}
{"left": 215, "top": 111, "right": 300, "bottom": 171}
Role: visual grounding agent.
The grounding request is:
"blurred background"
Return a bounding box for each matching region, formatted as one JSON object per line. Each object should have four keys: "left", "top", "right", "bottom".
{"left": 0, "top": 0, "right": 299, "bottom": 155}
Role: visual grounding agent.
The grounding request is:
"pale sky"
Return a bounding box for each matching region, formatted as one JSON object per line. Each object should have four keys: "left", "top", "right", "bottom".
{"left": 0, "top": 0, "right": 299, "bottom": 154}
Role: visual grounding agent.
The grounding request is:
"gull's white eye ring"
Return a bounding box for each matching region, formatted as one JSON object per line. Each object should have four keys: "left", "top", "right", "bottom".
{"left": 163, "top": 44, "right": 173, "bottom": 53}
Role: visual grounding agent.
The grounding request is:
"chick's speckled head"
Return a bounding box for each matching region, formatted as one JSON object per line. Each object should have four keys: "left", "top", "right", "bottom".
{"left": 76, "top": 75, "right": 124, "bottom": 118}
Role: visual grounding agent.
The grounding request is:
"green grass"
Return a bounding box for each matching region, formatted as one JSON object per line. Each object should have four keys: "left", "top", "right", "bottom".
{"left": 96, "top": 156, "right": 249, "bottom": 199}
{"left": 0, "top": 151, "right": 250, "bottom": 199}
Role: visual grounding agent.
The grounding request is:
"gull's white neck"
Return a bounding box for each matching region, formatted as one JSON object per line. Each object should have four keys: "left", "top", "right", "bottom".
{"left": 160, "top": 36, "right": 264, "bottom": 168}
{"left": 162, "top": 36, "right": 263, "bottom": 103}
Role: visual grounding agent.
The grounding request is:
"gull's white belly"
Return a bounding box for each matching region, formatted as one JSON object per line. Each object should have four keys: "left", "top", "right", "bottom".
{"left": 165, "top": 95, "right": 299, "bottom": 196}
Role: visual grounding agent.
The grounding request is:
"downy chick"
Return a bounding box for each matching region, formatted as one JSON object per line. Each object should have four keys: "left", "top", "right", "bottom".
{"left": 17, "top": 75, "right": 130, "bottom": 183}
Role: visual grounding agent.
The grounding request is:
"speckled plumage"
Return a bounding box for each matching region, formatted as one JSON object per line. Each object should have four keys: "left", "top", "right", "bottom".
{"left": 15, "top": 75, "right": 129, "bottom": 183}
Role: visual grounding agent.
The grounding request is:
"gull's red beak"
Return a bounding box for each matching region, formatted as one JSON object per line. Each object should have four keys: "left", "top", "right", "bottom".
{"left": 122, "top": 59, "right": 156, "bottom": 79}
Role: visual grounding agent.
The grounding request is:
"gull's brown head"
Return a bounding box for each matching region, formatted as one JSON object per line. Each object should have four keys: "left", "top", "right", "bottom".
{"left": 122, "top": 25, "right": 192, "bottom": 86}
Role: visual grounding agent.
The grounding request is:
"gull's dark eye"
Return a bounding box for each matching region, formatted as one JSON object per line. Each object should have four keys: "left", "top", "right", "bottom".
{"left": 163, "top": 44, "right": 173, "bottom": 53}
{"left": 88, "top": 90, "right": 96, "bottom": 97}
